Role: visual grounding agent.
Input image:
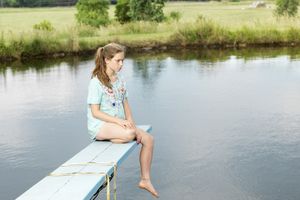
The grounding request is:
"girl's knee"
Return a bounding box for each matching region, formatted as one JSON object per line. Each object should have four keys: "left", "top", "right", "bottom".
{"left": 143, "top": 134, "right": 154, "bottom": 146}
{"left": 123, "top": 129, "right": 136, "bottom": 142}
{"left": 148, "top": 134, "right": 154, "bottom": 142}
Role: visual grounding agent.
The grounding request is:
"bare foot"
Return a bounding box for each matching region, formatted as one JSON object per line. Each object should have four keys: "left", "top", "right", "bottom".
{"left": 138, "top": 179, "right": 159, "bottom": 198}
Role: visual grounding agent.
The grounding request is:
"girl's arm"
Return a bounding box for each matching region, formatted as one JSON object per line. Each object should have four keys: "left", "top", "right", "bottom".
{"left": 123, "top": 99, "right": 136, "bottom": 128}
{"left": 90, "top": 104, "right": 132, "bottom": 129}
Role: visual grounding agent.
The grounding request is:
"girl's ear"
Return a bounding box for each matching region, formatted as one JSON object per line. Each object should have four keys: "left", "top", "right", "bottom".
{"left": 104, "top": 57, "right": 110, "bottom": 65}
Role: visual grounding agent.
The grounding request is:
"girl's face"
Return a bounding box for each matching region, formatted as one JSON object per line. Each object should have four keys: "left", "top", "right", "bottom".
{"left": 106, "top": 52, "right": 125, "bottom": 74}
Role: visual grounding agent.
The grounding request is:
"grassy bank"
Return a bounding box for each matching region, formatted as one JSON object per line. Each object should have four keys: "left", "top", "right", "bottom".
{"left": 1, "top": 1, "right": 300, "bottom": 61}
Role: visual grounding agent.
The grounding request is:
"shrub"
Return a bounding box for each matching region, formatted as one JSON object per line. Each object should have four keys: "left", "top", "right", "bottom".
{"left": 173, "top": 17, "right": 261, "bottom": 45}
{"left": 275, "top": 0, "right": 299, "bottom": 17}
{"left": 118, "top": 21, "right": 158, "bottom": 34}
{"left": 19, "top": 33, "right": 61, "bottom": 56}
{"left": 0, "top": 34, "right": 9, "bottom": 56}
{"left": 33, "top": 20, "right": 54, "bottom": 31}
{"left": 76, "top": 0, "right": 110, "bottom": 27}
{"left": 115, "top": 0, "right": 131, "bottom": 24}
{"left": 286, "top": 27, "right": 300, "bottom": 42}
{"left": 169, "top": 11, "right": 181, "bottom": 22}
{"left": 129, "top": 0, "right": 166, "bottom": 22}
{"left": 77, "top": 25, "right": 98, "bottom": 37}
{"left": 174, "top": 18, "right": 219, "bottom": 44}
{"left": 196, "top": 14, "right": 206, "bottom": 22}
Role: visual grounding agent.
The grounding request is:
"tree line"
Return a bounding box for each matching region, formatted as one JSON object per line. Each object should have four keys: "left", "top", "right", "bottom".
{"left": 1, "top": 0, "right": 298, "bottom": 19}
{"left": 0, "top": 0, "right": 209, "bottom": 7}
{"left": 0, "top": 0, "right": 77, "bottom": 7}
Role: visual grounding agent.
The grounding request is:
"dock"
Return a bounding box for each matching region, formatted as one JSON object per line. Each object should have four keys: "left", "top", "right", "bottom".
{"left": 17, "top": 125, "right": 152, "bottom": 200}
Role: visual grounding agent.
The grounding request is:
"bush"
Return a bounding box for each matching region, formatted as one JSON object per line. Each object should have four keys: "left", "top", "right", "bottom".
{"left": 169, "top": 11, "right": 181, "bottom": 22}
{"left": 115, "top": 21, "right": 158, "bottom": 34}
{"left": 23, "top": 34, "right": 61, "bottom": 55}
{"left": 196, "top": 14, "right": 206, "bottom": 22}
{"left": 129, "top": 0, "right": 166, "bottom": 22}
{"left": 173, "top": 17, "right": 235, "bottom": 45}
{"left": 286, "top": 27, "right": 300, "bottom": 42}
{"left": 275, "top": 0, "right": 299, "bottom": 17}
{"left": 76, "top": 0, "right": 110, "bottom": 27}
{"left": 0, "top": 34, "right": 10, "bottom": 57}
{"left": 33, "top": 20, "right": 54, "bottom": 31}
{"left": 77, "top": 25, "right": 98, "bottom": 37}
{"left": 115, "top": 0, "right": 131, "bottom": 24}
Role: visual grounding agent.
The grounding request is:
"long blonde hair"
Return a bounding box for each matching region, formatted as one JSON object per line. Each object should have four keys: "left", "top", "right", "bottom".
{"left": 92, "top": 43, "right": 126, "bottom": 89}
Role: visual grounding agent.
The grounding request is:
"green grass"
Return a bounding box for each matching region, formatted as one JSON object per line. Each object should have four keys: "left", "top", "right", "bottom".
{"left": 2, "top": 1, "right": 300, "bottom": 34}
{"left": 1, "top": 1, "right": 300, "bottom": 60}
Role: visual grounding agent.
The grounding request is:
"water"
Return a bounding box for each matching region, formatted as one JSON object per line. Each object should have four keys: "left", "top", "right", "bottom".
{"left": 0, "top": 48, "right": 300, "bottom": 200}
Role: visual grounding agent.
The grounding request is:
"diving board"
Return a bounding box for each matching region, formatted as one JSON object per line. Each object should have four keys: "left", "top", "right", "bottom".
{"left": 17, "top": 125, "right": 152, "bottom": 200}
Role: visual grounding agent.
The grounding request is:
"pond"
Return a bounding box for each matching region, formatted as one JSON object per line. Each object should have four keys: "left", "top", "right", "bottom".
{"left": 0, "top": 48, "right": 300, "bottom": 200}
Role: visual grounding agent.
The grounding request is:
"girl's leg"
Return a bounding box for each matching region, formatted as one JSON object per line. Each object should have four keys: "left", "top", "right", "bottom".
{"left": 136, "top": 128, "right": 159, "bottom": 198}
{"left": 96, "top": 124, "right": 159, "bottom": 197}
{"left": 96, "top": 122, "right": 136, "bottom": 143}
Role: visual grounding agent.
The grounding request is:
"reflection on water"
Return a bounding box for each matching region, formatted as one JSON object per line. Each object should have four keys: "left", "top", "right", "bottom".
{"left": 0, "top": 48, "right": 300, "bottom": 200}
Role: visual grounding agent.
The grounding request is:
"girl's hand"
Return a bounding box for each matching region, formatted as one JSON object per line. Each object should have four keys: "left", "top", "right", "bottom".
{"left": 128, "top": 118, "right": 136, "bottom": 129}
{"left": 127, "top": 119, "right": 141, "bottom": 144}
{"left": 136, "top": 132, "right": 142, "bottom": 144}
{"left": 116, "top": 119, "right": 133, "bottom": 129}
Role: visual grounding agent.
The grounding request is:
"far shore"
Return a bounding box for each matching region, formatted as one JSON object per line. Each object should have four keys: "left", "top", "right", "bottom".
{"left": 1, "top": 41, "right": 300, "bottom": 63}
{"left": 1, "top": 1, "right": 300, "bottom": 62}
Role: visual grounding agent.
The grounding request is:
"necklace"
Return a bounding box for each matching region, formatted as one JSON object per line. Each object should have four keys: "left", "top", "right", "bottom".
{"left": 100, "top": 77, "right": 125, "bottom": 117}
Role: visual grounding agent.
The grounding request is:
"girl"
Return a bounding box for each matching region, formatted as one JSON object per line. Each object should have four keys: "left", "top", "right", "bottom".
{"left": 87, "top": 43, "right": 159, "bottom": 198}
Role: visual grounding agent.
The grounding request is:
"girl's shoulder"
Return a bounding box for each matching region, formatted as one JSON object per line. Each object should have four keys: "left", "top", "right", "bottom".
{"left": 91, "top": 76, "right": 99, "bottom": 82}
{"left": 90, "top": 76, "right": 102, "bottom": 85}
{"left": 89, "top": 77, "right": 105, "bottom": 91}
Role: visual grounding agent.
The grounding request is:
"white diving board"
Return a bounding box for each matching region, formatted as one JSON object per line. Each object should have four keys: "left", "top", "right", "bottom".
{"left": 17, "top": 125, "right": 152, "bottom": 200}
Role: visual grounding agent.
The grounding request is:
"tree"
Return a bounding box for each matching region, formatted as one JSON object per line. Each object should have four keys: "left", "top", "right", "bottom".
{"left": 0, "top": 0, "right": 81, "bottom": 7}
{"left": 115, "top": 0, "right": 131, "bottom": 24}
{"left": 1, "top": 0, "right": 13, "bottom": 7}
{"left": 129, "top": 0, "right": 166, "bottom": 22}
{"left": 76, "top": 0, "right": 110, "bottom": 27}
{"left": 275, "top": 0, "right": 299, "bottom": 17}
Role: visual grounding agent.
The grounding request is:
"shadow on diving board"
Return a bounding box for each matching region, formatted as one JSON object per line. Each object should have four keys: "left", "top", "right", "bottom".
{"left": 17, "top": 125, "right": 152, "bottom": 200}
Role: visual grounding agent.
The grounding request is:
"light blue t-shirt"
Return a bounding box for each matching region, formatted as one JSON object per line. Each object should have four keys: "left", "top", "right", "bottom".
{"left": 87, "top": 76, "right": 128, "bottom": 139}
